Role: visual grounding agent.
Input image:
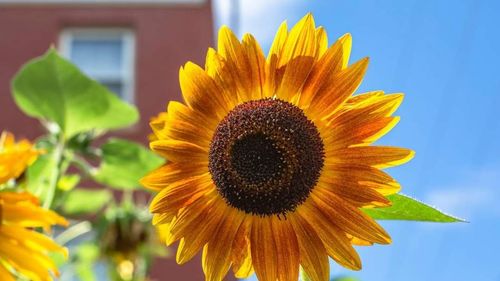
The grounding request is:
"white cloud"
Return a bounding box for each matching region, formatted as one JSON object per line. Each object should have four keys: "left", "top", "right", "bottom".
{"left": 213, "top": 0, "right": 307, "bottom": 51}
{"left": 425, "top": 167, "right": 500, "bottom": 219}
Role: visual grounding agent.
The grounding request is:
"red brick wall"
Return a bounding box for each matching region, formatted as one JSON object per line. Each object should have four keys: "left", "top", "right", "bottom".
{"left": 0, "top": 3, "right": 231, "bottom": 281}
{"left": 0, "top": 3, "right": 213, "bottom": 143}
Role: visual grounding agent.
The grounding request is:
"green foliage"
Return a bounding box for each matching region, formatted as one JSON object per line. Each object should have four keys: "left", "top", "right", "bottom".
{"left": 62, "top": 189, "right": 112, "bottom": 216}
{"left": 74, "top": 243, "right": 100, "bottom": 281}
{"left": 93, "top": 138, "right": 164, "bottom": 190}
{"left": 363, "top": 193, "right": 464, "bottom": 222}
{"left": 26, "top": 146, "right": 59, "bottom": 201}
{"left": 12, "top": 48, "right": 138, "bottom": 138}
{"left": 8, "top": 48, "right": 166, "bottom": 280}
{"left": 57, "top": 174, "right": 80, "bottom": 191}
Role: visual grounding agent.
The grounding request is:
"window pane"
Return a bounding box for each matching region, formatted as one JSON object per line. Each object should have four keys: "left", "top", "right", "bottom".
{"left": 61, "top": 29, "right": 134, "bottom": 103}
{"left": 70, "top": 38, "right": 123, "bottom": 78}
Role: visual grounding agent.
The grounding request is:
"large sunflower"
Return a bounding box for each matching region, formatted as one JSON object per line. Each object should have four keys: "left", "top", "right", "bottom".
{"left": 0, "top": 132, "right": 68, "bottom": 281}
{"left": 142, "top": 14, "right": 414, "bottom": 281}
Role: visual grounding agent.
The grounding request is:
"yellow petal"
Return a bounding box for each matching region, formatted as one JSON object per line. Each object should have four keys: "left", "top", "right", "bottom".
{"left": 150, "top": 140, "right": 208, "bottom": 163}
{"left": 348, "top": 235, "right": 374, "bottom": 246}
{"left": 267, "top": 21, "right": 288, "bottom": 63}
{"left": 298, "top": 202, "right": 362, "bottom": 270}
{"left": 278, "top": 13, "right": 317, "bottom": 67}
{"left": 0, "top": 225, "right": 67, "bottom": 258}
{"left": 307, "top": 57, "right": 369, "bottom": 120}
{"left": 165, "top": 101, "right": 219, "bottom": 136}
{"left": 149, "top": 173, "right": 212, "bottom": 215}
{"left": 327, "top": 146, "right": 415, "bottom": 169}
{"left": 179, "top": 62, "right": 231, "bottom": 120}
{"left": 242, "top": 33, "right": 266, "bottom": 99}
{"left": 316, "top": 178, "right": 390, "bottom": 208}
{"left": 217, "top": 26, "right": 254, "bottom": 102}
{"left": 231, "top": 217, "right": 254, "bottom": 279}
{"left": 310, "top": 192, "right": 391, "bottom": 245}
{"left": 265, "top": 21, "right": 288, "bottom": 97}
{"left": 0, "top": 263, "right": 16, "bottom": 281}
{"left": 323, "top": 163, "right": 401, "bottom": 196}
{"left": 141, "top": 162, "right": 207, "bottom": 191}
{"left": 325, "top": 116, "right": 400, "bottom": 149}
{"left": 340, "top": 33, "right": 352, "bottom": 69}
{"left": 1, "top": 202, "right": 67, "bottom": 228}
{"left": 0, "top": 131, "right": 15, "bottom": 147}
{"left": 0, "top": 239, "right": 57, "bottom": 281}
{"left": 271, "top": 217, "right": 300, "bottom": 281}
{"left": 202, "top": 208, "right": 244, "bottom": 281}
{"left": 330, "top": 93, "right": 404, "bottom": 124}
{"left": 174, "top": 197, "right": 225, "bottom": 264}
{"left": 299, "top": 35, "right": 346, "bottom": 108}
{"left": 275, "top": 56, "right": 315, "bottom": 102}
{"left": 155, "top": 108, "right": 212, "bottom": 148}
{"left": 250, "top": 217, "right": 278, "bottom": 281}
{"left": 0, "top": 191, "right": 38, "bottom": 204}
{"left": 315, "top": 27, "right": 328, "bottom": 59}
{"left": 289, "top": 214, "right": 330, "bottom": 281}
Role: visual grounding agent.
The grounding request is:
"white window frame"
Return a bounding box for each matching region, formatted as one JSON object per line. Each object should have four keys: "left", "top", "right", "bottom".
{"left": 59, "top": 28, "right": 136, "bottom": 104}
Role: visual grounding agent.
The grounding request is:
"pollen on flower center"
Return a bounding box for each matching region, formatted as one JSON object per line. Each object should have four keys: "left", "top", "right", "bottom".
{"left": 208, "top": 98, "right": 325, "bottom": 216}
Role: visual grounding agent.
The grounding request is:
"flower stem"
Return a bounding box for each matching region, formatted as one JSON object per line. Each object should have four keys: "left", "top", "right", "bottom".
{"left": 56, "top": 220, "right": 92, "bottom": 246}
{"left": 43, "top": 134, "right": 65, "bottom": 209}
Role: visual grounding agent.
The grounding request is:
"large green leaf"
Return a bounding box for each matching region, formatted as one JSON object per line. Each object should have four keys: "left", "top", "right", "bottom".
{"left": 12, "top": 48, "right": 138, "bottom": 138}
{"left": 61, "top": 189, "right": 112, "bottom": 215}
{"left": 363, "top": 193, "right": 464, "bottom": 222}
{"left": 93, "top": 138, "right": 164, "bottom": 190}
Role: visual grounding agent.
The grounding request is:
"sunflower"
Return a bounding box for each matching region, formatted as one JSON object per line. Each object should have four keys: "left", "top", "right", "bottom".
{"left": 0, "top": 131, "right": 40, "bottom": 184}
{"left": 142, "top": 14, "right": 414, "bottom": 281}
{"left": 0, "top": 132, "right": 68, "bottom": 281}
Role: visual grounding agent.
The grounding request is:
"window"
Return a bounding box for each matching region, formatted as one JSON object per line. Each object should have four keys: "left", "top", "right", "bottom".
{"left": 59, "top": 28, "right": 135, "bottom": 103}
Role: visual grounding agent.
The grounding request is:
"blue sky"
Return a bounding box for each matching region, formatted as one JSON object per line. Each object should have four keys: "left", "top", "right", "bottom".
{"left": 214, "top": 0, "right": 500, "bottom": 280}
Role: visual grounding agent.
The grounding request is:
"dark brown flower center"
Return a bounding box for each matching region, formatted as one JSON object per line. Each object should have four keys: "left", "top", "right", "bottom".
{"left": 208, "top": 98, "right": 324, "bottom": 216}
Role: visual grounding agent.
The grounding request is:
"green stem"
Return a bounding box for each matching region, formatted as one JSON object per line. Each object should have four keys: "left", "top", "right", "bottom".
{"left": 122, "top": 189, "right": 134, "bottom": 205}
{"left": 55, "top": 220, "right": 92, "bottom": 246}
{"left": 70, "top": 154, "right": 95, "bottom": 179}
{"left": 43, "top": 134, "right": 65, "bottom": 209}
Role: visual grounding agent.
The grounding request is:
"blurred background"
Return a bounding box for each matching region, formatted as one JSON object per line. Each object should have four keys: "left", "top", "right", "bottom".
{"left": 1, "top": 0, "right": 499, "bottom": 280}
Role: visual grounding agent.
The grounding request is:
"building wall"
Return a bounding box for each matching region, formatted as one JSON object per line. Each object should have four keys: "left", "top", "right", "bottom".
{"left": 0, "top": 3, "right": 227, "bottom": 281}
{"left": 0, "top": 3, "right": 213, "bottom": 143}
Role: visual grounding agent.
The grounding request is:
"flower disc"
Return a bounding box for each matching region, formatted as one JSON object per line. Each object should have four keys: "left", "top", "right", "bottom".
{"left": 209, "top": 98, "right": 324, "bottom": 216}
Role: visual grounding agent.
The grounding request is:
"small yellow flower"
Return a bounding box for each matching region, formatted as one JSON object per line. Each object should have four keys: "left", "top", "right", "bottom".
{"left": 0, "top": 192, "right": 68, "bottom": 281}
{"left": 0, "top": 131, "right": 40, "bottom": 184}
{"left": 142, "top": 14, "right": 414, "bottom": 281}
{"left": 0, "top": 131, "right": 68, "bottom": 281}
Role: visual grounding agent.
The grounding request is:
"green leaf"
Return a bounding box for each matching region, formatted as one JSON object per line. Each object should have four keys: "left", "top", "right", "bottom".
{"left": 363, "top": 193, "right": 465, "bottom": 222}
{"left": 57, "top": 174, "right": 80, "bottom": 191}
{"left": 74, "top": 243, "right": 100, "bottom": 281}
{"left": 93, "top": 138, "right": 164, "bottom": 190}
{"left": 48, "top": 251, "right": 68, "bottom": 268}
{"left": 12, "top": 48, "right": 138, "bottom": 138}
{"left": 61, "top": 189, "right": 112, "bottom": 215}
